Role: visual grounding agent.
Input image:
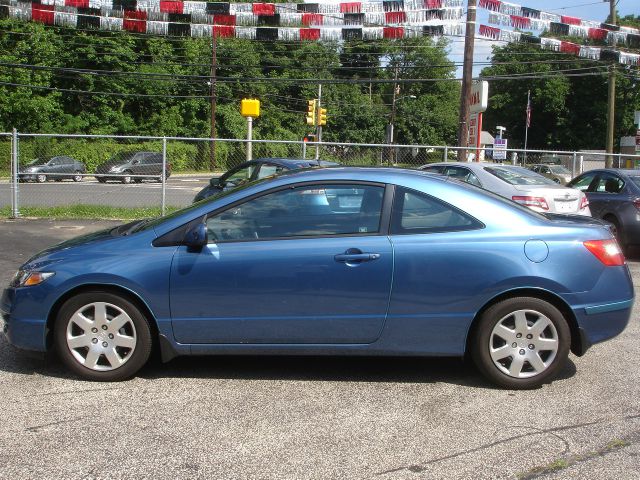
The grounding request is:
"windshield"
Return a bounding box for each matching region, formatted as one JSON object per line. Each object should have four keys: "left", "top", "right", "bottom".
{"left": 27, "top": 157, "right": 51, "bottom": 166}
{"left": 485, "top": 166, "right": 556, "bottom": 186}
{"left": 549, "top": 165, "right": 570, "bottom": 174}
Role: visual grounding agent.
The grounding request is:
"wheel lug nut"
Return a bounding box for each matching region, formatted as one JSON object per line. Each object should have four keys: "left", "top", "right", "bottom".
{"left": 516, "top": 333, "right": 522, "bottom": 338}
{"left": 92, "top": 338, "right": 98, "bottom": 344}
{"left": 108, "top": 334, "right": 114, "bottom": 339}
{"left": 528, "top": 344, "right": 535, "bottom": 350}
{"left": 512, "top": 342, "right": 517, "bottom": 348}
{"left": 102, "top": 325, "right": 108, "bottom": 330}
{"left": 102, "top": 341, "right": 108, "bottom": 347}
{"left": 526, "top": 334, "right": 533, "bottom": 339}
{"left": 519, "top": 349, "right": 526, "bottom": 355}
{"left": 91, "top": 328, "right": 98, "bottom": 333}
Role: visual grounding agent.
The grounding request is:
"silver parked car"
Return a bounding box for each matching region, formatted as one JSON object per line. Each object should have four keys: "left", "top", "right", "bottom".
{"left": 420, "top": 162, "right": 590, "bottom": 216}
{"left": 528, "top": 164, "right": 573, "bottom": 184}
{"left": 19, "top": 156, "right": 87, "bottom": 183}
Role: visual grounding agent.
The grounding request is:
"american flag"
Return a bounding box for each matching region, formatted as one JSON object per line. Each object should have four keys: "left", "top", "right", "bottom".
{"left": 526, "top": 91, "right": 532, "bottom": 128}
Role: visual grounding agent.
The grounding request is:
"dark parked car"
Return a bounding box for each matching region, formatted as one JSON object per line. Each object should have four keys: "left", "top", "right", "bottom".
{"left": 1, "top": 168, "right": 632, "bottom": 389}
{"left": 95, "top": 151, "right": 171, "bottom": 184}
{"left": 567, "top": 168, "right": 640, "bottom": 251}
{"left": 193, "top": 158, "right": 339, "bottom": 202}
{"left": 19, "top": 156, "right": 86, "bottom": 183}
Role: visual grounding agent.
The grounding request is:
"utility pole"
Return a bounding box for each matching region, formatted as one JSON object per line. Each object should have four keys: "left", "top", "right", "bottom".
{"left": 605, "top": 0, "right": 616, "bottom": 168}
{"left": 315, "top": 84, "right": 322, "bottom": 160}
{"left": 209, "top": 34, "right": 217, "bottom": 170}
{"left": 457, "top": 0, "right": 477, "bottom": 161}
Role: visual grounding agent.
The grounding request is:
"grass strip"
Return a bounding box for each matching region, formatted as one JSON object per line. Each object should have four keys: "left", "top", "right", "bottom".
{"left": 0, "top": 205, "right": 181, "bottom": 220}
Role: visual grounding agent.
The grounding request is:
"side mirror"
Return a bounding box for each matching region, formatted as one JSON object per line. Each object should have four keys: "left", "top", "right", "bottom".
{"left": 132, "top": 160, "right": 140, "bottom": 165}
{"left": 210, "top": 177, "right": 224, "bottom": 188}
{"left": 184, "top": 223, "right": 207, "bottom": 249}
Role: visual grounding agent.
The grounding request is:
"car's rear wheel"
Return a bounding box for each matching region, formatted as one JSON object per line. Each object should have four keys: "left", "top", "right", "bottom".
{"left": 471, "top": 297, "right": 570, "bottom": 389}
{"left": 73, "top": 171, "right": 83, "bottom": 182}
{"left": 36, "top": 174, "right": 47, "bottom": 183}
{"left": 54, "top": 292, "right": 152, "bottom": 381}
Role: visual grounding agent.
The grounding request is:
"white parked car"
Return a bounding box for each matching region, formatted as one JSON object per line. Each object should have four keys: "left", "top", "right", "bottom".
{"left": 420, "top": 162, "right": 590, "bottom": 216}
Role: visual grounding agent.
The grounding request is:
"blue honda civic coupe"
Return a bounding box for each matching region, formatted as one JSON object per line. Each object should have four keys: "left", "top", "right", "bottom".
{"left": 1, "top": 168, "right": 634, "bottom": 388}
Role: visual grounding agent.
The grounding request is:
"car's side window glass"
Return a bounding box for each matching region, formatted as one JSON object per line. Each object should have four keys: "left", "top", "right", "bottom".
{"left": 205, "top": 184, "right": 384, "bottom": 242}
{"left": 594, "top": 174, "right": 624, "bottom": 194}
{"left": 422, "top": 166, "right": 444, "bottom": 174}
{"left": 569, "top": 173, "right": 596, "bottom": 191}
{"left": 225, "top": 165, "right": 256, "bottom": 186}
{"left": 257, "top": 164, "right": 285, "bottom": 179}
{"left": 542, "top": 166, "right": 550, "bottom": 174}
{"left": 443, "top": 167, "right": 482, "bottom": 187}
{"left": 49, "top": 157, "right": 61, "bottom": 166}
{"left": 391, "top": 187, "right": 483, "bottom": 235}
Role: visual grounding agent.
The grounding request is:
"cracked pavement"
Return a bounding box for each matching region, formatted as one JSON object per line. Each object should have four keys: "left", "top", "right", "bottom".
{"left": 0, "top": 218, "right": 638, "bottom": 479}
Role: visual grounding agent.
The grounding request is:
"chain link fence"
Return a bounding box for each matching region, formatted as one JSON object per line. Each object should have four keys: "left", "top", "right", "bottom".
{"left": 2, "top": 131, "right": 639, "bottom": 219}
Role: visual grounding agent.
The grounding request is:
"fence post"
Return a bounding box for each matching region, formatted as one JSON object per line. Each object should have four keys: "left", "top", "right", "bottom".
{"left": 161, "top": 137, "right": 167, "bottom": 217}
{"left": 579, "top": 155, "right": 584, "bottom": 174}
{"left": 443, "top": 146, "right": 448, "bottom": 162}
{"left": 11, "top": 128, "right": 19, "bottom": 218}
{"left": 571, "top": 152, "right": 577, "bottom": 177}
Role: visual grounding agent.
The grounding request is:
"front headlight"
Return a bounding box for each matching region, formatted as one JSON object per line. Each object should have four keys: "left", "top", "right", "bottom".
{"left": 10, "top": 270, "right": 55, "bottom": 288}
{"left": 109, "top": 166, "right": 122, "bottom": 173}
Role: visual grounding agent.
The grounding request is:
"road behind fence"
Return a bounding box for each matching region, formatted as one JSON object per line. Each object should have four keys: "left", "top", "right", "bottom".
{"left": 1, "top": 132, "right": 639, "bottom": 218}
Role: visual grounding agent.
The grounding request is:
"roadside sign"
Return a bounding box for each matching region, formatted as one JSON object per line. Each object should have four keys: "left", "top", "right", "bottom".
{"left": 494, "top": 138, "right": 507, "bottom": 160}
{"left": 636, "top": 129, "right": 640, "bottom": 153}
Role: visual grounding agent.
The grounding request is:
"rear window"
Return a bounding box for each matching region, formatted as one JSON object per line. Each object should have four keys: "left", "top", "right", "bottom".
{"left": 485, "top": 166, "right": 555, "bottom": 186}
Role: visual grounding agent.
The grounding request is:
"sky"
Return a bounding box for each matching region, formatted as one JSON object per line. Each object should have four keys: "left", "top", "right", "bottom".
{"left": 449, "top": 0, "right": 640, "bottom": 77}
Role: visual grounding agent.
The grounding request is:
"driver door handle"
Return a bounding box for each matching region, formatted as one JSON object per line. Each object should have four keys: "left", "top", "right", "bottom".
{"left": 334, "top": 252, "right": 380, "bottom": 263}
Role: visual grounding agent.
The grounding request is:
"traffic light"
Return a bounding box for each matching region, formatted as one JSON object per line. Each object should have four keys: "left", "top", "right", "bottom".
{"left": 318, "top": 108, "right": 327, "bottom": 126}
{"left": 305, "top": 100, "right": 317, "bottom": 126}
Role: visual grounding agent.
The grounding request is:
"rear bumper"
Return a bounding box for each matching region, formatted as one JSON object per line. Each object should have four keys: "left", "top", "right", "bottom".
{"left": 572, "top": 298, "right": 633, "bottom": 355}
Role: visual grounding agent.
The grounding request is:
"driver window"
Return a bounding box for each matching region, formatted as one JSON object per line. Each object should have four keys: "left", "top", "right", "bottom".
{"left": 205, "top": 184, "right": 384, "bottom": 242}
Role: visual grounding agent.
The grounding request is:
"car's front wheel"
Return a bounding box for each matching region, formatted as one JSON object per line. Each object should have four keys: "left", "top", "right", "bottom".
{"left": 73, "top": 171, "right": 83, "bottom": 182}
{"left": 122, "top": 171, "right": 133, "bottom": 184}
{"left": 471, "top": 297, "right": 570, "bottom": 389}
{"left": 54, "top": 292, "right": 153, "bottom": 381}
{"left": 36, "top": 174, "right": 47, "bottom": 183}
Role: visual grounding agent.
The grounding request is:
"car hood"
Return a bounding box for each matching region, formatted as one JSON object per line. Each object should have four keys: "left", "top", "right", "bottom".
{"left": 22, "top": 221, "right": 150, "bottom": 268}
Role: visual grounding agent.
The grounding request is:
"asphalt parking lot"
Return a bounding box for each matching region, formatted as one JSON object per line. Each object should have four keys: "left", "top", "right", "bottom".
{"left": 0, "top": 218, "right": 639, "bottom": 479}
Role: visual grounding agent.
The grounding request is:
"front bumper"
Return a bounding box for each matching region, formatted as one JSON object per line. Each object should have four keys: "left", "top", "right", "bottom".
{"left": 1, "top": 288, "right": 48, "bottom": 352}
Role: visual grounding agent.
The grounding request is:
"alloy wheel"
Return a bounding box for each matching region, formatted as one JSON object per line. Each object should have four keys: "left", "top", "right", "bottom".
{"left": 488, "top": 309, "right": 559, "bottom": 379}
{"left": 65, "top": 301, "right": 137, "bottom": 372}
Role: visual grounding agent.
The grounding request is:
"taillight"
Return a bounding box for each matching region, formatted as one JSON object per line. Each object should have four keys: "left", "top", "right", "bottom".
{"left": 583, "top": 239, "right": 625, "bottom": 266}
{"left": 633, "top": 198, "right": 640, "bottom": 212}
{"left": 580, "top": 196, "right": 589, "bottom": 210}
{"left": 512, "top": 196, "right": 549, "bottom": 211}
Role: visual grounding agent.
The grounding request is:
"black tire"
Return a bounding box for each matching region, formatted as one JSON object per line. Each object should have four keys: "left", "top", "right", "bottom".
{"left": 470, "top": 297, "right": 570, "bottom": 389}
{"left": 122, "top": 171, "right": 133, "bottom": 184}
{"left": 73, "top": 171, "right": 83, "bottom": 182}
{"left": 36, "top": 174, "right": 47, "bottom": 183}
{"left": 54, "top": 291, "right": 153, "bottom": 381}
